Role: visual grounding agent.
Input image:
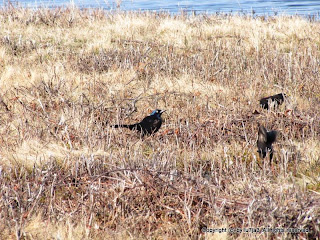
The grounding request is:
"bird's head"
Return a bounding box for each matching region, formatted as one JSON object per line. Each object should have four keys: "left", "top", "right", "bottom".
{"left": 150, "top": 109, "right": 165, "bottom": 119}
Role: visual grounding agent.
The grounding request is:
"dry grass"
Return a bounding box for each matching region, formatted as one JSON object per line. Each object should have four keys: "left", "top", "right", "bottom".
{"left": 0, "top": 6, "right": 320, "bottom": 239}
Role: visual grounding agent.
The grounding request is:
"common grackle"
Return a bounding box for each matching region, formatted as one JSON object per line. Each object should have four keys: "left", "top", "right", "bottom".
{"left": 259, "top": 93, "right": 286, "bottom": 110}
{"left": 257, "top": 125, "right": 277, "bottom": 160}
{"left": 112, "top": 109, "right": 165, "bottom": 136}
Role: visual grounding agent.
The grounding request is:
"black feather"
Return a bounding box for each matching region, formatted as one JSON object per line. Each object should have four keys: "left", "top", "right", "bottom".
{"left": 111, "top": 109, "right": 165, "bottom": 136}
{"left": 257, "top": 125, "right": 277, "bottom": 160}
{"left": 260, "top": 93, "right": 286, "bottom": 110}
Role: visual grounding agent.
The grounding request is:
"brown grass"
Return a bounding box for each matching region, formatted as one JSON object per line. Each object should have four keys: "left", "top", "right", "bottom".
{"left": 0, "top": 6, "right": 320, "bottom": 239}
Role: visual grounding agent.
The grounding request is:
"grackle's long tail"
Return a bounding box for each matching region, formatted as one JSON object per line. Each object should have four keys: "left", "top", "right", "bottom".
{"left": 112, "top": 124, "right": 139, "bottom": 131}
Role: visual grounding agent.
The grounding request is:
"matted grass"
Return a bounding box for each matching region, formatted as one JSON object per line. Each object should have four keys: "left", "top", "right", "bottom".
{"left": 0, "top": 6, "right": 319, "bottom": 239}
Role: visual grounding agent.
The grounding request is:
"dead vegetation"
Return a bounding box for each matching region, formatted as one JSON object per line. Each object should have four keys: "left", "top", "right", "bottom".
{"left": 0, "top": 6, "right": 319, "bottom": 239}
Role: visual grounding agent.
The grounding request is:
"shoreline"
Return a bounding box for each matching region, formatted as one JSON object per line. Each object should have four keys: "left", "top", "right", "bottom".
{"left": 1, "top": 2, "right": 320, "bottom": 20}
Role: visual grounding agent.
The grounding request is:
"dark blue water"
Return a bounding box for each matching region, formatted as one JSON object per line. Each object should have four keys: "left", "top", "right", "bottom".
{"left": 4, "top": 0, "right": 320, "bottom": 16}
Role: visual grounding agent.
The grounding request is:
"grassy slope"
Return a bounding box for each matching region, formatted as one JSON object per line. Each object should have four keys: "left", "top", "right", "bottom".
{"left": 0, "top": 7, "right": 319, "bottom": 239}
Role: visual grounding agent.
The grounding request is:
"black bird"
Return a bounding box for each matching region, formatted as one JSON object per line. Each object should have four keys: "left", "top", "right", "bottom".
{"left": 259, "top": 93, "right": 286, "bottom": 110}
{"left": 257, "top": 125, "right": 277, "bottom": 160}
{"left": 112, "top": 109, "right": 165, "bottom": 136}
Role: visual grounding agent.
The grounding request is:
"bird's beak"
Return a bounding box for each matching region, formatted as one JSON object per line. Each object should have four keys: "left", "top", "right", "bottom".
{"left": 160, "top": 110, "right": 166, "bottom": 114}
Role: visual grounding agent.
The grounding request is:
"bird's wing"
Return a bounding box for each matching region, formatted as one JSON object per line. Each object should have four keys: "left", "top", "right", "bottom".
{"left": 142, "top": 116, "right": 157, "bottom": 124}
{"left": 267, "top": 130, "right": 277, "bottom": 143}
{"left": 258, "top": 126, "right": 267, "bottom": 143}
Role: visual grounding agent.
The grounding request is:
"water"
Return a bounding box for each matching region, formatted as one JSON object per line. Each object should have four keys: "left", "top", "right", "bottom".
{"left": 4, "top": 0, "right": 320, "bottom": 16}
